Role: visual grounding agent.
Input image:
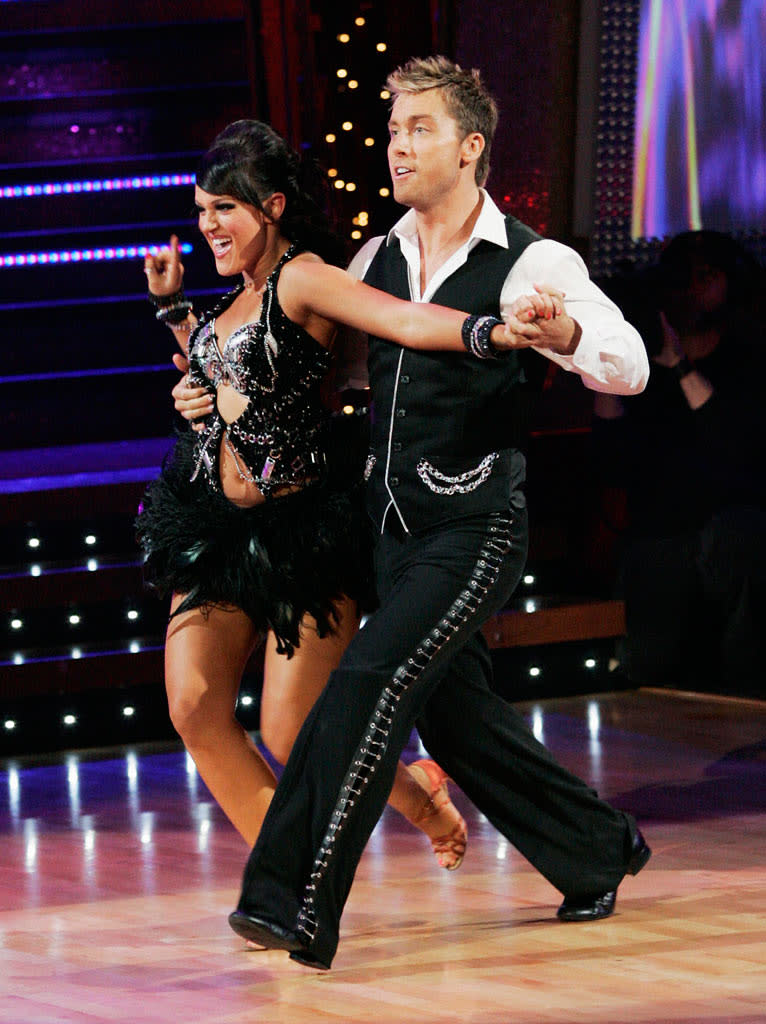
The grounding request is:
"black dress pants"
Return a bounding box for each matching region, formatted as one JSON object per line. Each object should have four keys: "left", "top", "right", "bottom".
{"left": 236, "top": 505, "right": 637, "bottom": 968}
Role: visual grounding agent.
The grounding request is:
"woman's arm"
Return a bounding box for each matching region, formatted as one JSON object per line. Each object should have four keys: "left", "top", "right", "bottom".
{"left": 144, "top": 234, "right": 198, "bottom": 356}
{"left": 278, "top": 257, "right": 543, "bottom": 355}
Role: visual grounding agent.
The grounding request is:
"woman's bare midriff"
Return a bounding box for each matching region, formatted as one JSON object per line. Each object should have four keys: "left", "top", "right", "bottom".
{"left": 216, "top": 383, "right": 307, "bottom": 507}
{"left": 219, "top": 437, "right": 308, "bottom": 506}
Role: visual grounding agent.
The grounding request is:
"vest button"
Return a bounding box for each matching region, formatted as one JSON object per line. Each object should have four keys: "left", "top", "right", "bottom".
{"left": 400, "top": 374, "right": 410, "bottom": 384}
{"left": 390, "top": 476, "right": 400, "bottom": 487}
{"left": 396, "top": 408, "right": 406, "bottom": 418}
{"left": 393, "top": 442, "right": 402, "bottom": 453}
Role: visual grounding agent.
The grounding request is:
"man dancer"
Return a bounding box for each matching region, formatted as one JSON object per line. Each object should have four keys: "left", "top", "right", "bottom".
{"left": 229, "top": 56, "right": 651, "bottom": 970}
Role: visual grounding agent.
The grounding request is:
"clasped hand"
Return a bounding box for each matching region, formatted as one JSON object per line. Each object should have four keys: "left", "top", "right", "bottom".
{"left": 491, "top": 283, "right": 581, "bottom": 355}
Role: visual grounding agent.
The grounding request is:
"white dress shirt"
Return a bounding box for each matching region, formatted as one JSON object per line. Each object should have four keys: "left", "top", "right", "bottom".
{"left": 347, "top": 190, "right": 649, "bottom": 396}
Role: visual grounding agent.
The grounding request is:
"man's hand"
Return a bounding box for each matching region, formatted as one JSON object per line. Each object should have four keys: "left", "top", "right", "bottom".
{"left": 510, "top": 283, "right": 582, "bottom": 356}
{"left": 171, "top": 352, "right": 213, "bottom": 431}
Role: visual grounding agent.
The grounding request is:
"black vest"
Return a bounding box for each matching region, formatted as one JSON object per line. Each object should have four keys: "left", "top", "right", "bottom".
{"left": 363, "top": 216, "right": 541, "bottom": 534}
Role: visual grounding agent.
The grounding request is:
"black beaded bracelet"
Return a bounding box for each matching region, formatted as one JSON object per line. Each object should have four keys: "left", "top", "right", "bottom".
{"left": 156, "top": 301, "right": 193, "bottom": 325}
{"left": 461, "top": 314, "right": 504, "bottom": 360}
{"left": 148, "top": 287, "right": 187, "bottom": 310}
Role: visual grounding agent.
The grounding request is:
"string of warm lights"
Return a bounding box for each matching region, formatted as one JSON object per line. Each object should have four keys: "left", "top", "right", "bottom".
{"left": 320, "top": 11, "right": 394, "bottom": 243}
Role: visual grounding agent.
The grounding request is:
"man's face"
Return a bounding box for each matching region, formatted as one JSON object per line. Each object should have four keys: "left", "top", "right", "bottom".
{"left": 387, "top": 89, "right": 469, "bottom": 210}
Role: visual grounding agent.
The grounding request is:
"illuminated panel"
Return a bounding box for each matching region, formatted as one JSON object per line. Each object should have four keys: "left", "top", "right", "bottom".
{"left": 1, "top": 174, "right": 195, "bottom": 200}
{"left": 591, "top": 0, "right": 766, "bottom": 275}
{"left": 1, "top": 242, "right": 192, "bottom": 268}
{"left": 632, "top": 0, "right": 766, "bottom": 239}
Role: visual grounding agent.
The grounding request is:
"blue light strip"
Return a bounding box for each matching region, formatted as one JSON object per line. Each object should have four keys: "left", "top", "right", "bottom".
{"left": 1, "top": 242, "right": 192, "bottom": 268}
{"left": 1, "top": 173, "right": 195, "bottom": 200}
{"left": 0, "top": 363, "right": 172, "bottom": 385}
{"left": 0, "top": 466, "right": 162, "bottom": 494}
{"left": 1, "top": 643, "right": 164, "bottom": 669}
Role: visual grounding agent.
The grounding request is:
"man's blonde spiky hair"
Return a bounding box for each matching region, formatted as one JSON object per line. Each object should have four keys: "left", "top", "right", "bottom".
{"left": 386, "top": 56, "right": 499, "bottom": 187}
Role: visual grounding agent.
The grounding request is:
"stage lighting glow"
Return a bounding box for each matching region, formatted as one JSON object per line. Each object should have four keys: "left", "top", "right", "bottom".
{"left": 632, "top": 0, "right": 766, "bottom": 238}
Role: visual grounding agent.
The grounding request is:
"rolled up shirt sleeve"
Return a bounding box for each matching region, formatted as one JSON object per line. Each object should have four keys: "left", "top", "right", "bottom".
{"left": 501, "top": 239, "right": 650, "bottom": 395}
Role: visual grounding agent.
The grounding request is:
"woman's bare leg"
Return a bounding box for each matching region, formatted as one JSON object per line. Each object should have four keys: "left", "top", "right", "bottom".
{"left": 165, "top": 595, "right": 275, "bottom": 847}
{"left": 166, "top": 592, "right": 465, "bottom": 863}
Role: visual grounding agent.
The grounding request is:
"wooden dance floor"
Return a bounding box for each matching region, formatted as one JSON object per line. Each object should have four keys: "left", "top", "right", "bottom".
{"left": 1, "top": 688, "right": 765, "bottom": 1024}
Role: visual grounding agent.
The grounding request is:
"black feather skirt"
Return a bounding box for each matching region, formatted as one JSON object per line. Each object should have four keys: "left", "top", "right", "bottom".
{"left": 135, "top": 430, "right": 375, "bottom": 657}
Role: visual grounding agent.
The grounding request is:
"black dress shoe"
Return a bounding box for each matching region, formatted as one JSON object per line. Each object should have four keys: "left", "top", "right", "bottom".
{"left": 288, "top": 949, "right": 331, "bottom": 971}
{"left": 228, "top": 911, "right": 305, "bottom": 952}
{"left": 556, "top": 828, "right": 651, "bottom": 922}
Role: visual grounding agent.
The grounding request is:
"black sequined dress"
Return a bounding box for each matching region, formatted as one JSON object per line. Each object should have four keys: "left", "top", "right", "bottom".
{"left": 136, "top": 246, "right": 373, "bottom": 656}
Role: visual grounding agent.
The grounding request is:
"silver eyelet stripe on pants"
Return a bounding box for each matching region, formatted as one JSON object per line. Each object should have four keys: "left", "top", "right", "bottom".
{"left": 295, "top": 513, "right": 514, "bottom": 945}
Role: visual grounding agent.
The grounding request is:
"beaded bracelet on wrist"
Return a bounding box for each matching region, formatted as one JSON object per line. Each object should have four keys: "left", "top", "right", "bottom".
{"left": 461, "top": 314, "right": 504, "bottom": 360}
{"left": 155, "top": 301, "right": 193, "bottom": 325}
{"left": 148, "top": 287, "right": 187, "bottom": 310}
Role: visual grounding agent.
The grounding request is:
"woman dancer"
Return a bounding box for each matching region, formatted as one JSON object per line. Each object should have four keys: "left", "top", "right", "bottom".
{"left": 138, "top": 119, "right": 526, "bottom": 874}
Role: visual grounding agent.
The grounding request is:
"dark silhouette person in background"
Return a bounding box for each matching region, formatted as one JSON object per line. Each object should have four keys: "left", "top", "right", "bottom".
{"left": 594, "top": 230, "right": 766, "bottom": 695}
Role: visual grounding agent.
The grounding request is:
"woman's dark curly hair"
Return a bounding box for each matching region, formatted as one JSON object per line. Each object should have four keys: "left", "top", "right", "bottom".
{"left": 196, "top": 120, "right": 344, "bottom": 267}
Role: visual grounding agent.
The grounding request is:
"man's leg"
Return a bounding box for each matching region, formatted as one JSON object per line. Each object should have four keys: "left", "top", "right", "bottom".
{"left": 416, "top": 634, "right": 638, "bottom": 901}
{"left": 232, "top": 510, "right": 526, "bottom": 968}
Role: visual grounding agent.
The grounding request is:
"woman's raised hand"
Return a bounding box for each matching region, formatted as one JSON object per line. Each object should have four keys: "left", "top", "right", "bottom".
{"left": 144, "top": 234, "right": 184, "bottom": 297}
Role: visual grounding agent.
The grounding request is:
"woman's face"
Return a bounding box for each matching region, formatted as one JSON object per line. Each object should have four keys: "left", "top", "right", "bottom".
{"left": 194, "top": 186, "right": 270, "bottom": 277}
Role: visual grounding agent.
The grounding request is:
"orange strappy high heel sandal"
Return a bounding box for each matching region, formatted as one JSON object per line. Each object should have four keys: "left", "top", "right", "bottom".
{"left": 408, "top": 758, "right": 468, "bottom": 871}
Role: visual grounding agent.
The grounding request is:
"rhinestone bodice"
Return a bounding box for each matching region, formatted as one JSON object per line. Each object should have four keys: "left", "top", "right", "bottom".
{"left": 186, "top": 246, "right": 333, "bottom": 496}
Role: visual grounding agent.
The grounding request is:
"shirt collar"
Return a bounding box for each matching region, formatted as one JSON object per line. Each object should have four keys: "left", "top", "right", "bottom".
{"left": 385, "top": 189, "right": 509, "bottom": 250}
